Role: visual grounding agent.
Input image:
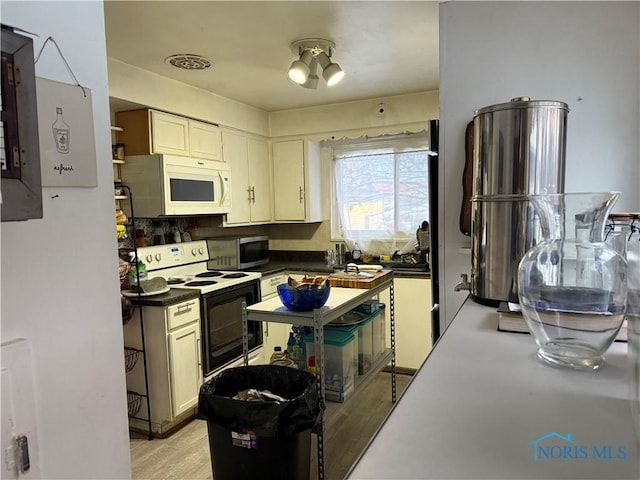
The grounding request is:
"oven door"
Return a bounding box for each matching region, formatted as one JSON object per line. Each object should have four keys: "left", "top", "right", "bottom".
{"left": 163, "top": 156, "right": 231, "bottom": 215}
{"left": 201, "top": 280, "right": 262, "bottom": 377}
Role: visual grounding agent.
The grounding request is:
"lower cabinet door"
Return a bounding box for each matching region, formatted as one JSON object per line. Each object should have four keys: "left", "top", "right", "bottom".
{"left": 379, "top": 277, "right": 432, "bottom": 370}
{"left": 168, "top": 323, "right": 201, "bottom": 416}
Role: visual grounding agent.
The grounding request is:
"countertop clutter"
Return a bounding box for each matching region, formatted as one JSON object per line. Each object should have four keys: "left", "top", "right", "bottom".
{"left": 347, "top": 299, "right": 640, "bottom": 479}
{"left": 125, "top": 288, "right": 199, "bottom": 307}
{"left": 257, "top": 250, "right": 430, "bottom": 279}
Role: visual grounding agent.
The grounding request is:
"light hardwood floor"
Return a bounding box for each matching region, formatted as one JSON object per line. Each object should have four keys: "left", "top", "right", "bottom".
{"left": 130, "top": 371, "right": 412, "bottom": 480}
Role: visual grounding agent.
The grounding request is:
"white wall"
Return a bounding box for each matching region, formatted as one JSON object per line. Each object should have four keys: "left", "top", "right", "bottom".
{"left": 269, "top": 91, "right": 439, "bottom": 139}
{"left": 439, "top": 1, "right": 640, "bottom": 327}
{"left": 108, "top": 58, "right": 270, "bottom": 136}
{"left": 1, "top": 2, "right": 131, "bottom": 478}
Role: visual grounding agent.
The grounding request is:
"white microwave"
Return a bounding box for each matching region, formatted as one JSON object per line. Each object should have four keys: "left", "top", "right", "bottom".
{"left": 121, "top": 154, "right": 231, "bottom": 216}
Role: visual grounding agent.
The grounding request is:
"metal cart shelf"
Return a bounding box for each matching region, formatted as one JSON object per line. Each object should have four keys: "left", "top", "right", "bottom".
{"left": 242, "top": 276, "right": 396, "bottom": 480}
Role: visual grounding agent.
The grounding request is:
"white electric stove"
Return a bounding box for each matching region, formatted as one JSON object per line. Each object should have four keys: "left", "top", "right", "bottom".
{"left": 137, "top": 240, "right": 264, "bottom": 377}
{"left": 137, "top": 240, "right": 262, "bottom": 294}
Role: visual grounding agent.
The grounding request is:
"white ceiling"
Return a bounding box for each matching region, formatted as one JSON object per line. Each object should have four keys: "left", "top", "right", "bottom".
{"left": 103, "top": 1, "right": 440, "bottom": 113}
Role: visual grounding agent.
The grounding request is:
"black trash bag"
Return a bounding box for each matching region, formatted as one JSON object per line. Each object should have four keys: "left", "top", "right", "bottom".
{"left": 197, "top": 365, "right": 323, "bottom": 437}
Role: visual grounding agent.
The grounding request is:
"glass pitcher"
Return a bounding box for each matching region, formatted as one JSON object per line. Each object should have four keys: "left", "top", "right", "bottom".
{"left": 517, "top": 192, "right": 627, "bottom": 370}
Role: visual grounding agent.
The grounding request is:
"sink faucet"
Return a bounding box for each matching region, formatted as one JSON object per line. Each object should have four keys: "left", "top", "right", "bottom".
{"left": 455, "top": 273, "right": 471, "bottom": 292}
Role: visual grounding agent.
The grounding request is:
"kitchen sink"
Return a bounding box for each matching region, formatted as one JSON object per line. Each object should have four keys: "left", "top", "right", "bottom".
{"left": 379, "top": 261, "right": 429, "bottom": 272}
{"left": 333, "top": 261, "right": 430, "bottom": 273}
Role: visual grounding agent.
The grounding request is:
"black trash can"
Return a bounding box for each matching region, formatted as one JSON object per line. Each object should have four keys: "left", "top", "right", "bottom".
{"left": 198, "top": 364, "right": 323, "bottom": 480}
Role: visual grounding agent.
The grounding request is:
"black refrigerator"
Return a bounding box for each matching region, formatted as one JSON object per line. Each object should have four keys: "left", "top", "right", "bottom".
{"left": 427, "top": 119, "right": 441, "bottom": 344}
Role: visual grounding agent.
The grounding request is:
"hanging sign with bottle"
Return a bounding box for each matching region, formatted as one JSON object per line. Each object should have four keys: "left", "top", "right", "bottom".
{"left": 36, "top": 76, "right": 97, "bottom": 187}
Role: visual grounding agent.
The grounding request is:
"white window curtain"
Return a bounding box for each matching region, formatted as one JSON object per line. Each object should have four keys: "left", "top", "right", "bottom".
{"left": 328, "top": 133, "right": 431, "bottom": 256}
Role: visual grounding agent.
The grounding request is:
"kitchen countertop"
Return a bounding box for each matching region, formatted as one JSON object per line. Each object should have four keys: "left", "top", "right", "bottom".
{"left": 125, "top": 288, "right": 200, "bottom": 307}
{"left": 347, "top": 297, "right": 640, "bottom": 479}
{"left": 251, "top": 260, "right": 430, "bottom": 279}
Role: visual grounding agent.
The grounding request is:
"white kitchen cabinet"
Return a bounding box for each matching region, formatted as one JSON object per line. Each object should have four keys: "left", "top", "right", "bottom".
{"left": 150, "top": 110, "right": 190, "bottom": 156}
{"left": 271, "top": 139, "right": 322, "bottom": 223}
{"left": 115, "top": 109, "right": 222, "bottom": 161}
{"left": 167, "top": 322, "right": 201, "bottom": 416}
{"left": 260, "top": 272, "right": 291, "bottom": 362}
{"left": 123, "top": 297, "right": 202, "bottom": 436}
{"left": 188, "top": 119, "right": 223, "bottom": 161}
{"left": 379, "top": 277, "right": 432, "bottom": 370}
{"left": 222, "top": 130, "right": 272, "bottom": 225}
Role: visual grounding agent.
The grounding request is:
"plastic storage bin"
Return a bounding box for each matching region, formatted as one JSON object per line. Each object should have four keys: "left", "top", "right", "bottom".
{"left": 352, "top": 302, "right": 386, "bottom": 363}
{"left": 329, "top": 315, "right": 374, "bottom": 375}
{"left": 372, "top": 304, "right": 386, "bottom": 361}
{"left": 304, "top": 329, "right": 357, "bottom": 402}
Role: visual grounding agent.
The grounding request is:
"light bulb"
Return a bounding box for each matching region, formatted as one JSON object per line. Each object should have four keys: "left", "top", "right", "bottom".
{"left": 288, "top": 50, "right": 313, "bottom": 84}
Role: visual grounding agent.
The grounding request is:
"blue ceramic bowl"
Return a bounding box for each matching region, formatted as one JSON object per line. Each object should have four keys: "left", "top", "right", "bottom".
{"left": 277, "top": 283, "right": 331, "bottom": 312}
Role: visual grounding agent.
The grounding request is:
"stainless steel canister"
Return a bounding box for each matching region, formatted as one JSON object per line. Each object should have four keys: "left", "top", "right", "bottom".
{"left": 471, "top": 97, "right": 569, "bottom": 305}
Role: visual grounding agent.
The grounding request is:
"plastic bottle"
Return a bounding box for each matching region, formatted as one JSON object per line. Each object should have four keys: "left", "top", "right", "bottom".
{"left": 287, "top": 331, "right": 297, "bottom": 353}
{"left": 307, "top": 356, "right": 317, "bottom": 376}
{"left": 286, "top": 331, "right": 301, "bottom": 369}
{"left": 270, "top": 346, "right": 287, "bottom": 364}
{"left": 295, "top": 331, "right": 306, "bottom": 371}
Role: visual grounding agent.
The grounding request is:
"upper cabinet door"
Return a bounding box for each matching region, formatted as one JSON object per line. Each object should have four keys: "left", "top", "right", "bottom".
{"left": 189, "top": 121, "right": 222, "bottom": 161}
{"left": 272, "top": 140, "right": 322, "bottom": 223}
{"left": 151, "top": 110, "right": 190, "bottom": 156}
{"left": 247, "top": 138, "right": 272, "bottom": 223}
{"left": 272, "top": 140, "right": 306, "bottom": 221}
{"left": 222, "top": 131, "right": 251, "bottom": 224}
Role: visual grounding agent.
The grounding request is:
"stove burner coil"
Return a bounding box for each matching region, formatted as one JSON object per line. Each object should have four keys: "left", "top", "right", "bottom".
{"left": 167, "top": 278, "right": 186, "bottom": 285}
{"left": 196, "top": 271, "right": 223, "bottom": 278}
{"left": 185, "top": 280, "right": 218, "bottom": 287}
{"left": 223, "top": 272, "right": 248, "bottom": 279}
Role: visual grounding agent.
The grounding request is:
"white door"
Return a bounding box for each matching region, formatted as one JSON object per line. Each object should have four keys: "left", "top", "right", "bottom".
{"left": 168, "top": 323, "right": 201, "bottom": 416}
{"left": 272, "top": 140, "right": 306, "bottom": 221}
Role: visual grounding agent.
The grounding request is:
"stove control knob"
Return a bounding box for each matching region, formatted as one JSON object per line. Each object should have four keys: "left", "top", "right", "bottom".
{"left": 146, "top": 254, "right": 153, "bottom": 264}
{"left": 198, "top": 247, "right": 204, "bottom": 255}
{"left": 191, "top": 248, "right": 198, "bottom": 256}
{"left": 155, "top": 253, "right": 161, "bottom": 262}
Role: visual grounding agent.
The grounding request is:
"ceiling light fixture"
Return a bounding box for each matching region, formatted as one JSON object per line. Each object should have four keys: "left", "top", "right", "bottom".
{"left": 288, "top": 38, "right": 344, "bottom": 89}
{"left": 300, "top": 58, "right": 319, "bottom": 89}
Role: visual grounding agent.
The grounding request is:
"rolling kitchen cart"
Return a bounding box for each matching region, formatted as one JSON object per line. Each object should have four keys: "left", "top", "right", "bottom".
{"left": 242, "top": 272, "right": 396, "bottom": 480}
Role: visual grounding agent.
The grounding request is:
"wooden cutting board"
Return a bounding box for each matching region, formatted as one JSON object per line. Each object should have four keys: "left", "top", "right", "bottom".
{"left": 328, "top": 269, "right": 393, "bottom": 289}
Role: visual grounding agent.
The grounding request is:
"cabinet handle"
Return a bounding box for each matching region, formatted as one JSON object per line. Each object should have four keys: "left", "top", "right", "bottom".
{"left": 177, "top": 301, "right": 196, "bottom": 312}
{"left": 299, "top": 186, "right": 304, "bottom": 203}
{"left": 247, "top": 186, "right": 252, "bottom": 202}
{"left": 251, "top": 186, "right": 256, "bottom": 203}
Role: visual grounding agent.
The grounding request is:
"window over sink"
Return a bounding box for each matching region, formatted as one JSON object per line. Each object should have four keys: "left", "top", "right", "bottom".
{"left": 327, "top": 132, "right": 433, "bottom": 256}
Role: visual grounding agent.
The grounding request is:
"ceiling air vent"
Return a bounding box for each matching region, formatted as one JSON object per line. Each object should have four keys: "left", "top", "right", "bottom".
{"left": 165, "top": 54, "right": 212, "bottom": 70}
